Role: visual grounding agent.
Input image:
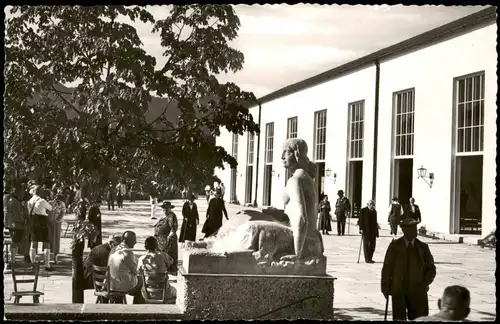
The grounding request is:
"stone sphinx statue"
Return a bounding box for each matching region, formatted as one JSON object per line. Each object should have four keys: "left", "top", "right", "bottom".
{"left": 185, "top": 139, "right": 325, "bottom": 274}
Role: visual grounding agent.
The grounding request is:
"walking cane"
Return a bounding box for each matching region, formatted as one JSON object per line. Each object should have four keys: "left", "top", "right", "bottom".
{"left": 384, "top": 295, "right": 389, "bottom": 321}
{"left": 357, "top": 234, "right": 363, "bottom": 263}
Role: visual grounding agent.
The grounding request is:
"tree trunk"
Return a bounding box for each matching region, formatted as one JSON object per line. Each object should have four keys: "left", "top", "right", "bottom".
{"left": 71, "top": 239, "right": 85, "bottom": 303}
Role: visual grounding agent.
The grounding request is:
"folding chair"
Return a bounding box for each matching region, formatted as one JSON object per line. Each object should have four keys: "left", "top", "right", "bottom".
{"left": 10, "top": 261, "right": 44, "bottom": 304}
{"left": 139, "top": 269, "right": 176, "bottom": 304}
{"left": 92, "top": 265, "right": 127, "bottom": 304}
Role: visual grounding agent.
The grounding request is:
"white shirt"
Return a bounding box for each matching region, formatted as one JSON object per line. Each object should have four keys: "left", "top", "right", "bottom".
{"left": 116, "top": 183, "right": 127, "bottom": 195}
{"left": 107, "top": 244, "right": 138, "bottom": 292}
{"left": 28, "top": 195, "right": 53, "bottom": 216}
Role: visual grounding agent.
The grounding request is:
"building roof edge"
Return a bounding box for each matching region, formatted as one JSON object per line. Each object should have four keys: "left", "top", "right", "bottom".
{"left": 251, "top": 6, "right": 496, "bottom": 107}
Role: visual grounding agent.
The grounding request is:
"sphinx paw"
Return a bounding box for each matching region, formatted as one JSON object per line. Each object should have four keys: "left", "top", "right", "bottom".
{"left": 280, "top": 254, "right": 297, "bottom": 262}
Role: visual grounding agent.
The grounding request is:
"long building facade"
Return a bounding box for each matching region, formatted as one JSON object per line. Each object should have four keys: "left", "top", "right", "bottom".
{"left": 215, "top": 7, "right": 497, "bottom": 238}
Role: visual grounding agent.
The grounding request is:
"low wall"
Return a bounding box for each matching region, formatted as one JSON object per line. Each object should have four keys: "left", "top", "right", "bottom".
{"left": 177, "top": 266, "right": 336, "bottom": 320}
{"left": 4, "top": 304, "right": 184, "bottom": 321}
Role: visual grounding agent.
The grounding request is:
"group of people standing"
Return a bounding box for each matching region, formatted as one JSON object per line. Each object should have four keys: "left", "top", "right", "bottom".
{"left": 105, "top": 180, "right": 130, "bottom": 211}
{"left": 317, "top": 190, "right": 351, "bottom": 236}
{"left": 4, "top": 181, "right": 71, "bottom": 271}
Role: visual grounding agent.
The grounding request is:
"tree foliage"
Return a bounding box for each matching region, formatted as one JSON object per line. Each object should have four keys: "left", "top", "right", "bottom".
{"left": 4, "top": 5, "right": 259, "bottom": 191}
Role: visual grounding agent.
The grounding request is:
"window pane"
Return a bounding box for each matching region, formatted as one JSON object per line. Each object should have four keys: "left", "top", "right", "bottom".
{"left": 396, "top": 94, "right": 402, "bottom": 114}
{"left": 359, "top": 140, "right": 364, "bottom": 158}
{"left": 464, "top": 128, "right": 472, "bottom": 152}
{"left": 402, "top": 93, "right": 407, "bottom": 114}
{"left": 360, "top": 121, "right": 364, "bottom": 140}
{"left": 360, "top": 103, "right": 364, "bottom": 121}
{"left": 457, "top": 128, "right": 464, "bottom": 153}
{"left": 457, "top": 103, "right": 465, "bottom": 128}
{"left": 466, "top": 78, "right": 473, "bottom": 102}
{"left": 408, "top": 134, "right": 414, "bottom": 155}
{"left": 465, "top": 103, "right": 472, "bottom": 127}
{"left": 480, "top": 101, "right": 484, "bottom": 126}
{"left": 395, "top": 136, "right": 401, "bottom": 156}
{"left": 479, "top": 126, "right": 484, "bottom": 151}
{"left": 474, "top": 75, "right": 482, "bottom": 100}
{"left": 396, "top": 114, "right": 401, "bottom": 135}
{"left": 472, "top": 102, "right": 481, "bottom": 126}
{"left": 401, "top": 114, "right": 407, "bottom": 134}
{"left": 458, "top": 79, "right": 465, "bottom": 103}
{"left": 401, "top": 135, "right": 407, "bottom": 156}
{"left": 409, "top": 91, "right": 414, "bottom": 112}
{"left": 472, "top": 127, "right": 480, "bottom": 152}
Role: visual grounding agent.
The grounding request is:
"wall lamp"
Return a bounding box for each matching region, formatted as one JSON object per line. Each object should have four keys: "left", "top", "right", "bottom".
{"left": 417, "top": 166, "right": 434, "bottom": 188}
{"left": 272, "top": 170, "right": 280, "bottom": 179}
{"left": 325, "top": 168, "right": 337, "bottom": 184}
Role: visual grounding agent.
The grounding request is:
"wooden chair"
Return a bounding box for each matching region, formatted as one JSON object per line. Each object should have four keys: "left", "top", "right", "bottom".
{"left": 139, "top": 269, "right": 176, "bottom": 304}
{"left": 10, "top": 261, "right": 44, "bottom": 304}
{"left": 92, "top": 265, "right": 127, "bottom": 304}
{"left": 63, "top": 218, "right": 79, "bottom": 238}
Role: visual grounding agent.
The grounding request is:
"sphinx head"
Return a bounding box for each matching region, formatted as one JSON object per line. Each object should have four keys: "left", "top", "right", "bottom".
{"left": 281, "top": 138, "right": 309, "bottom": 169}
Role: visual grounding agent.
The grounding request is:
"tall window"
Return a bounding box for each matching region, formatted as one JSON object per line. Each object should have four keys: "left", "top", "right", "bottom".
{"left": 265, "top": 123, "right": 274, "bottom": 164}
{"left": 232, "top": 133, "right": 238, "bottom": 159}
{"left": 394, "top": 89, "right": 415, "bottom": 157}
{"left": 348, "top": 101, "right": 364, "bottom": 159}
{"left": 456, "top": 73, "right": 484, "bottom": 153}
{"left": 287, "top": 117, "right": 298, "bottom": 139}
{"left": 314, "top": 110, "right": 327, "bottom": 161}
{"left": 247, "top": 133, "right": 255, "bottom": 165}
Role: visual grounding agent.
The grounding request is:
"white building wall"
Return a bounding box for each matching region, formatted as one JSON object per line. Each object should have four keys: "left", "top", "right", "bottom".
{"left": 255, "top": 66, "right": 376, "bottom": 207}
{"left": 215, "top": 22, "right": 496, "bottom": 238}
{"left": 377, "top": 23, "right": 497, "bottom": 236}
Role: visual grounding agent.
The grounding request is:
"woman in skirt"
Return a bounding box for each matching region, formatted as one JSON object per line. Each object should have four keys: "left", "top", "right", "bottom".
{"left": 154, "top": 201, "right": 178, "bottom": 275}
{"left": 27, "top": 185, "right": 54, "bottom": 270}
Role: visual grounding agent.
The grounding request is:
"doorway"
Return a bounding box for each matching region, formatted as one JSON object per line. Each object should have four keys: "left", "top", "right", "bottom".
{"left": 347, "top": 161, "right": 363, "bottom": 218}
{"left": 393, "top": 158, "right": 413, "bottom": 207}
{"left": 456, "top": 155, "right": 483, "bottom": 234}
{"left": 263, "top": 165, "right": 273, "bottom": 206}
{"left": 245, "top": 166, "right": 253, "bottom": 204}
{"left": 230, "top": 168, "right": 237, "bottom": 203}
{"left": 316, "top": 162, "right": 325, "bottom": 200}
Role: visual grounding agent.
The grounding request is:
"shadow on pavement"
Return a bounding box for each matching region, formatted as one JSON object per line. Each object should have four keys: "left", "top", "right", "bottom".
{"left": 476, "top": 310, "right": 496, "bottom": 320}
{"left": 434, "top": 261, "right": 463, "bottom": 265}
{"left": 334, "top": 307, "right": 387, "bottom": 320}
{"left": 426, "top": 241, "right": 462, "bottom": 245}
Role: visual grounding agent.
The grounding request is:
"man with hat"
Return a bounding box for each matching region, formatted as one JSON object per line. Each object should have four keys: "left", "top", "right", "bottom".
{"left": 387, "top": 197, "right": 404, "bottom": 240}
{"left": 334, "top": 190, "right": 350, "bottom": 236}
{"left": 83, "top": 234, "right": 123, "bottom": 290}
{"left": 381, "top": 217, "right": 437, "bottom": 321}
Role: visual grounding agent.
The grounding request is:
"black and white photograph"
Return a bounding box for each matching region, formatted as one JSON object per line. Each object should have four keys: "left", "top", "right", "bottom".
{"left": 3, "top": 4, "right": 496, "bottom": 321}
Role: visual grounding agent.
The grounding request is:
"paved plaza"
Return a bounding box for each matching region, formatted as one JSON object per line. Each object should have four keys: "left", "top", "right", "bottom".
{"left": 3, "top": 199, "right": 496, "bottom": 321}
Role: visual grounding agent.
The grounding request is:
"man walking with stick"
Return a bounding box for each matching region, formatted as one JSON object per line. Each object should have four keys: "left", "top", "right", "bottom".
{"left": 358, "top": 200, "right": 379, "bottom": 263}
{"left": 381, "top": 218, "right": 437, "bottom": 321}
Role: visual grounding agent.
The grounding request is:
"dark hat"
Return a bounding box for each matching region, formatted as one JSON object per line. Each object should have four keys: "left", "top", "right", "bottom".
{"left": 337, "top": 190, "right": 344, "bottom": 195}
{"left": 391, "top": 197, "right": 399, "bottom": 202}
{"left": 400, "top": 218, "right": 420, "bottom": 227}
{"left": 160, "top": 201, "right": 174, "bottom": 209}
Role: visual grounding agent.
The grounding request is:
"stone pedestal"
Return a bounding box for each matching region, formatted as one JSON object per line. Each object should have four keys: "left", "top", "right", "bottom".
{"left": 177, "top": 260, "right": 336, "bottom": 320}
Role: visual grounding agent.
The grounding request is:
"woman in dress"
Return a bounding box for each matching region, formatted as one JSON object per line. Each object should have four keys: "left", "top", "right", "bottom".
{"left": 318, "top": 194, "right": 332, "bottom": 235}
{"left": 201, "top": 188, "right": 228, "bottom": 239}
{"left": 137, "top": 236, "right": 177, "bottom": 303}
{"left": 179, "top": 195, "right": 199, "bottom": 244}
{"left": 87, "top": 199, "right": 103, "bottom": 249}
{"left": 47, "top": 194, "right": 66, "bottom": 263}
{"left": 154, "top": 201, "right": 178, "bottom": 275}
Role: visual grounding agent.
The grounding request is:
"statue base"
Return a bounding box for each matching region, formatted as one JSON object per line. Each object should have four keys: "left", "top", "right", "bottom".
{"left": 176, "top": 265, "right": 336, "bottom": 320}
{"left": 182, "top": 247, "right": 327, "bottom": 276}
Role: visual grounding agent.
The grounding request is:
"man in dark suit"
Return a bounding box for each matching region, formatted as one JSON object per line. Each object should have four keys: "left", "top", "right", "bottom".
{"left": 358, "top": 200, "right": 379, "bottom": 263}
{"left": 404, "top": 197, "right": 422, "bottom": 223}
{"left": 381, "top": 218, "right": 437, "bottom": 321}
{"left": 334, "top": 190, "right": 350, "bottom": 236}
{"left": 83, "top": 234, "right": 122, "bottom": 290}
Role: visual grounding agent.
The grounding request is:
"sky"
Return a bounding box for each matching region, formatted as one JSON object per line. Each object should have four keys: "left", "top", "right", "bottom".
{"left": 137, "top": 5, "right": 487, "bottom": 98}
{"left": 5, "top": 5, "right": 488, "bottom": 98}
